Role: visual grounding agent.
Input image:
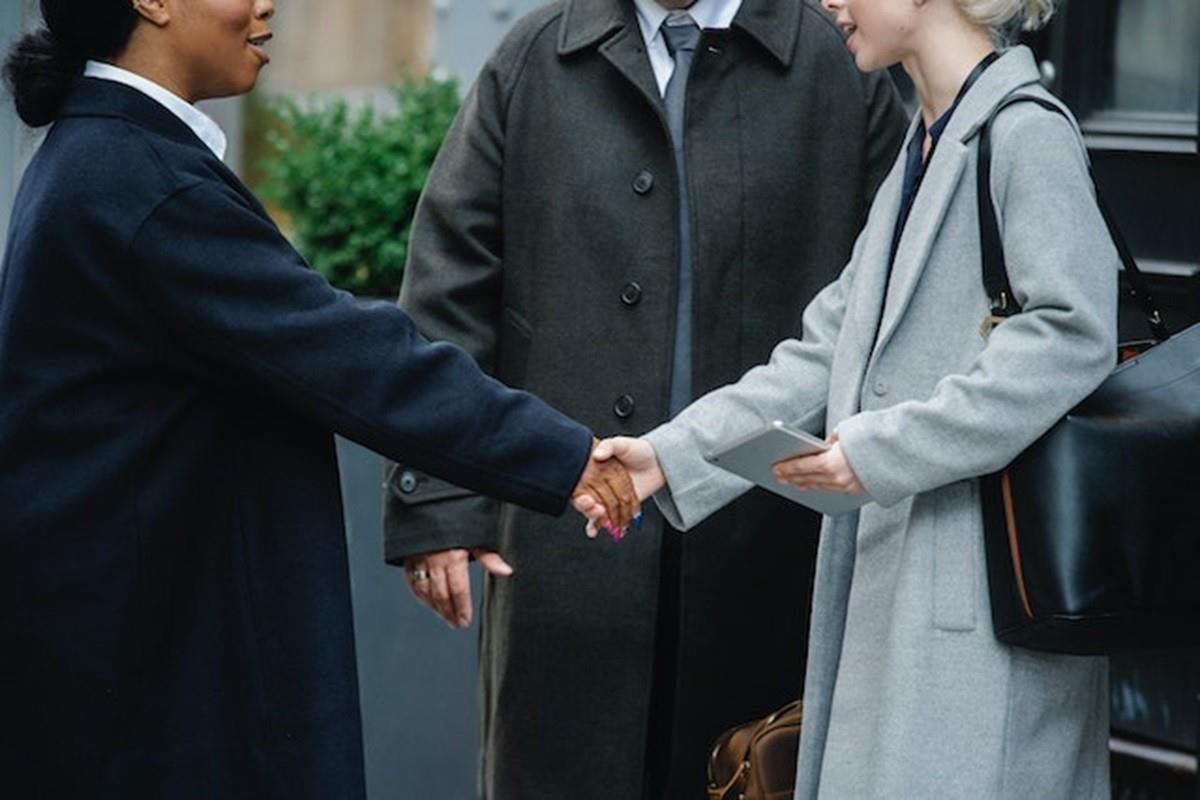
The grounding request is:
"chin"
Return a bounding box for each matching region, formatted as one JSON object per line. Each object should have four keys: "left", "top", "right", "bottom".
{"left": 852, "top": 49, "right": 879, "bottom": 71}
{"left": 239, "top": 73, "right": 262, "bottom": 95}
{"left": 228, "top": 70, "right": 264, "bottom": 99}
{"left": 854, "top": 50, "right": 899, "bottom": 74}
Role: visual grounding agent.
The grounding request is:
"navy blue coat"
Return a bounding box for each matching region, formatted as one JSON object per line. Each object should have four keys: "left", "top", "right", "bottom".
{"left": 0, "top": 78, "right": 593, "bottom": 799}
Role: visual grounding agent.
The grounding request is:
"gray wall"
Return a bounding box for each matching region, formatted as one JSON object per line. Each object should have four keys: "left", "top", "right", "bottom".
{"left": 0, "top": 0, "right": 18, "bottom": 247}
{"left": 0, "top": 0, "right": 38, "bottom": 249}
{"left": 431, "top": 0, "right": 546, "bottom": 82}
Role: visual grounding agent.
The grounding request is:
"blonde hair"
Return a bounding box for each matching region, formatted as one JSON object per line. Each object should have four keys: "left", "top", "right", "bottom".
{"left": 956, "top": 0, "right": 1057, "bottom": 42}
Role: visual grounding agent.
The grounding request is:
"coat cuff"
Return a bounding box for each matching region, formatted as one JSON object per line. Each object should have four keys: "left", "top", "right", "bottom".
{"left": 643, "top": 423, "right": 752, "bottom": 532}
{"left": 382, "top": 464, "right": 500, "bottom": 565}
{"left": 834, "top": 412, "right": 908, "bottom": 508}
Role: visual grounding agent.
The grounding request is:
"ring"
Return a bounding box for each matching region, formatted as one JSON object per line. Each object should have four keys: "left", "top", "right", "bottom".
{"left": 411, "top": 568, "right": 430, "bottom": 582}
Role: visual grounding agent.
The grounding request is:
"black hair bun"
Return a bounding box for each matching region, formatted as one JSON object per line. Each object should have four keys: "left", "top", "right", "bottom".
{"left": 4, "top": 28, "right": 85, "bottom": 128}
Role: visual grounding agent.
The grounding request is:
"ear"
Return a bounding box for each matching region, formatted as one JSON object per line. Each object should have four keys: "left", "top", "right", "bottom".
{"left": 131, "top": 0, "right": 171, "bottom": 27}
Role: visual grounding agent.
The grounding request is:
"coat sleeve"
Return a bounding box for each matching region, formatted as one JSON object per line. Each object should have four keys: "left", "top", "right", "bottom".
{"left": 835, "top": 109, "right": 1119, "bottom": 507}
{"left": 380, "top": 53, "right": 513, "bottom": 563}
{"left": 643, "top": 237, "right": 864, "bottom": 531}
{"left": 129, "top": 176, "right": 593, "bottom": 518}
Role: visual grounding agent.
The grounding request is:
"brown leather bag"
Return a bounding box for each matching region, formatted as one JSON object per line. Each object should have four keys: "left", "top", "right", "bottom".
{"left": 706, "top": 701, "right": 802, "bottom": 800}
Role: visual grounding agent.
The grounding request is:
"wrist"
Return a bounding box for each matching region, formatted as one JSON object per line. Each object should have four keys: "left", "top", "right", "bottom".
{"left": 639, "top": 439, "right": 667, "bottom": 499}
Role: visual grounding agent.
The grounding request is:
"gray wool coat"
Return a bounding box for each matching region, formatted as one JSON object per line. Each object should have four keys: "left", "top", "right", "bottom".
{"left": 646, "top": 48, "right": 1118, "bottom": 799}
{"left": 382, "top": 1, "right": 906, "bottom": 797}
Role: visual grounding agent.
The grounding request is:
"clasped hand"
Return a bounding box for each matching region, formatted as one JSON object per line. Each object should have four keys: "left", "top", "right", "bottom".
{"left": 404, "top": 439, "right": 644, "bottom": 628}
{"left": 576, "top": 432, "right": 864, "bottom": 529}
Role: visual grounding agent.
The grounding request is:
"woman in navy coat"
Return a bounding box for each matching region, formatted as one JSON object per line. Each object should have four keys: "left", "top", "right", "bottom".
{"left": 0, "top": 0, "right": 634, "bottom": 797}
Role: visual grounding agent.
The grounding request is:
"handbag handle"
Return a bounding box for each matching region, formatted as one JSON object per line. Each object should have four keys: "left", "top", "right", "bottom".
{"left": 705, "top": 700, "right": 802, "bottom": 800}
{"left": 976, "top": 95, "right": 1170, "bottom": 342}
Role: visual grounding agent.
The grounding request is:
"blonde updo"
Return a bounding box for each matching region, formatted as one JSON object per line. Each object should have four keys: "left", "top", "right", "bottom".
{"left": 956, "top": 0, "right": 1057, "bottom": 43}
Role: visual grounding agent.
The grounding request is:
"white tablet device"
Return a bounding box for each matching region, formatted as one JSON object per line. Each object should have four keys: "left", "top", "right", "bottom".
{"left": 704, "top": 420, "right": 869, "bottom": 516}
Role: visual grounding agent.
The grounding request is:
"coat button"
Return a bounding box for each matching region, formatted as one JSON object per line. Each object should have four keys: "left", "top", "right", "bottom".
{"left": 632, "top": 170, "right": 655, "bottom": 195}
{"left": 613, "top": 394, "right": 636, "bottom": 419}
{"left": 399, "top": 470, "right": 418, "bottom": 494}
{"left": 873, "top": 380, "right": 890, "bottom": 397}
{"left": 620, "top": 282, "right": 643, "bottom": 306}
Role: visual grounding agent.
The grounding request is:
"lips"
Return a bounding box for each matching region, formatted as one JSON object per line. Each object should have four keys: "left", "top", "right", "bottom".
{"left": 248, "top": 31, "right": 273, "bottom": 63}
{"left": 837, "top": 21, "right": 858, "bottom": 52}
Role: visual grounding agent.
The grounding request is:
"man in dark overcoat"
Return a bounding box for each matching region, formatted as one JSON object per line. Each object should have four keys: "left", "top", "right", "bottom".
{"left": 383, "top": 1, "right": 906, "bottom": 797}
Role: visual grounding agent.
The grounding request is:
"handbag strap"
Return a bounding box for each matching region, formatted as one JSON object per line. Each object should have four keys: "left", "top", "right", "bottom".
{"left": 976, "top": 95, "right": 1170, "bottom": 341}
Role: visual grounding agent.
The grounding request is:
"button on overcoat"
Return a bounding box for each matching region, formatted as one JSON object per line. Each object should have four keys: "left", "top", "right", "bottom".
{"left": 383, "top": 1, "right": 906, "bottom": 798}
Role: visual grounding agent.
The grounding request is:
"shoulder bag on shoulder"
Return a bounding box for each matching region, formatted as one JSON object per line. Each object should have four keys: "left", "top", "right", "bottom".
{"left": 976, "top": 95, "right": 1200, "bottom": 655}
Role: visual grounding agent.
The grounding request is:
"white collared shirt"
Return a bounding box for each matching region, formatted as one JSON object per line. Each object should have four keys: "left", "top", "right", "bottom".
{"left": 83, "top": 61, "right": 228, "bottom": 160}
{"left": 632, "top": 0, "right": 743, "bottom": 96}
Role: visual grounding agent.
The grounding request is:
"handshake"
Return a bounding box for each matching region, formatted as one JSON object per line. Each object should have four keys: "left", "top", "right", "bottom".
{"left": 570, "top": 437, "right": 664, "bottom": 541}
{"left": 403, "top": 436, "right": 664, "bottom": 629}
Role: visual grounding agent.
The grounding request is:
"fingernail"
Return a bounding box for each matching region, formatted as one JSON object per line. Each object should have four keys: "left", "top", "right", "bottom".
{"left": 633, "top": 513, "right": 643, "bottom": 530}
{"left": 459, "top": 618, "right": 470, "bottom": 628}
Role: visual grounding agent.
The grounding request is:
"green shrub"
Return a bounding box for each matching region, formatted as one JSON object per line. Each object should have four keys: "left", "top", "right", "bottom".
{"left": 257, "top": 76, "right": 461, "bottom": 297}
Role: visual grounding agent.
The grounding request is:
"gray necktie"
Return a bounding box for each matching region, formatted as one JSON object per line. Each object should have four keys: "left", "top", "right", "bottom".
{"left": 662, "top": 19, "right": 702, "bottom": 416}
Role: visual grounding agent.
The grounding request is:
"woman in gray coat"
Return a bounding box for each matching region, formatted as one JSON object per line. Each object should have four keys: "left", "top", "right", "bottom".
{"left": 581, "top": 0, "right": 1117, "bottom": 796}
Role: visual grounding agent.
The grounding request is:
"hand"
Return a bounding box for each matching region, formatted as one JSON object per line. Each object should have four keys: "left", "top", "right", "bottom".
{"left": 570, "top": 438, "right": 640, "bottom": 538}
{"left": 771, "top": 432, "right": 864, "bottom": 495}
{"left": 405, "top": 547, "right": 514, "bottom": 629}
{"left": 574, "top": 436, "right": 665, "bottom": 539}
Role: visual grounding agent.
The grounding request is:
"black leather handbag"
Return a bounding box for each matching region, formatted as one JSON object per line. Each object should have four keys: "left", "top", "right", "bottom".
{"left": 976, "top": 96, "right": 1200, "bottom": 655}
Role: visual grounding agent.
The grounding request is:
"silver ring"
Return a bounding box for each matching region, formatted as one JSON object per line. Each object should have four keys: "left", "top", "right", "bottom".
{"left": 411, "top": 568, "right": 430, "bottom": 582}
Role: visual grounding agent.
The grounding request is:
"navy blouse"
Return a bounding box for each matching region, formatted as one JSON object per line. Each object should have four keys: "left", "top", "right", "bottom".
{"left": 888, "top": 52, "right": 1000, "bottom": 274}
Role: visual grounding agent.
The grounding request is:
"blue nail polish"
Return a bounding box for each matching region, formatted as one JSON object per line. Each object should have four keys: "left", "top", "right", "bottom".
{"left": 633, "top": 513, "right": 643, "bottom": 531}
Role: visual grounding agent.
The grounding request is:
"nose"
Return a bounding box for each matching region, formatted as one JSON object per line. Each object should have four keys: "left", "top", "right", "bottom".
{"left": 256, "top": 0, "right": 275, "bottom": 21}
{"left": 822, "top": 0, "right": 842, "bottom": 11}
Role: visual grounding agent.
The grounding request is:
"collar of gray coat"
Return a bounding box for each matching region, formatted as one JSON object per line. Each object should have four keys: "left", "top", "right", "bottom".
{"left": 942, "top": 46, "right": 1060, "bottom": 146}
{"left": 892, "top": 47, "right": 1062, "bottom": 172}
{"left": 868, "top": 46, "right": 1076, "bottom": 364}
{"left": 557, "top": 0, "right": 803, "bottom": 66}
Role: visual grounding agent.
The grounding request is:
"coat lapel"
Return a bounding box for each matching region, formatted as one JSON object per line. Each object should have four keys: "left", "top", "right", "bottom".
{"left": 559, "top": 0, "right": 812, "bottom": 127}
{"left": 871, "top": 140, "right": 969, "bottom": 353}
{"left": 824, "top": 150, "right": 903, "bottom": 422}
{"left": 732, "top": 0, "right": 804, "bottom": 66}
{"left": 559, "top": 0, "right": 662, "bottom": 116}
{"left": 871, "top": 47, "right": 1043, "bottom": 357}
{"left": 597, "top": 25, "right": 664, "bottom": 116}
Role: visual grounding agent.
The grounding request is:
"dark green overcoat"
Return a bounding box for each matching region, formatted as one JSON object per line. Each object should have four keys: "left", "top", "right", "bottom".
{"left": 384, "top": 1, "right": 906, "bottom": 797}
